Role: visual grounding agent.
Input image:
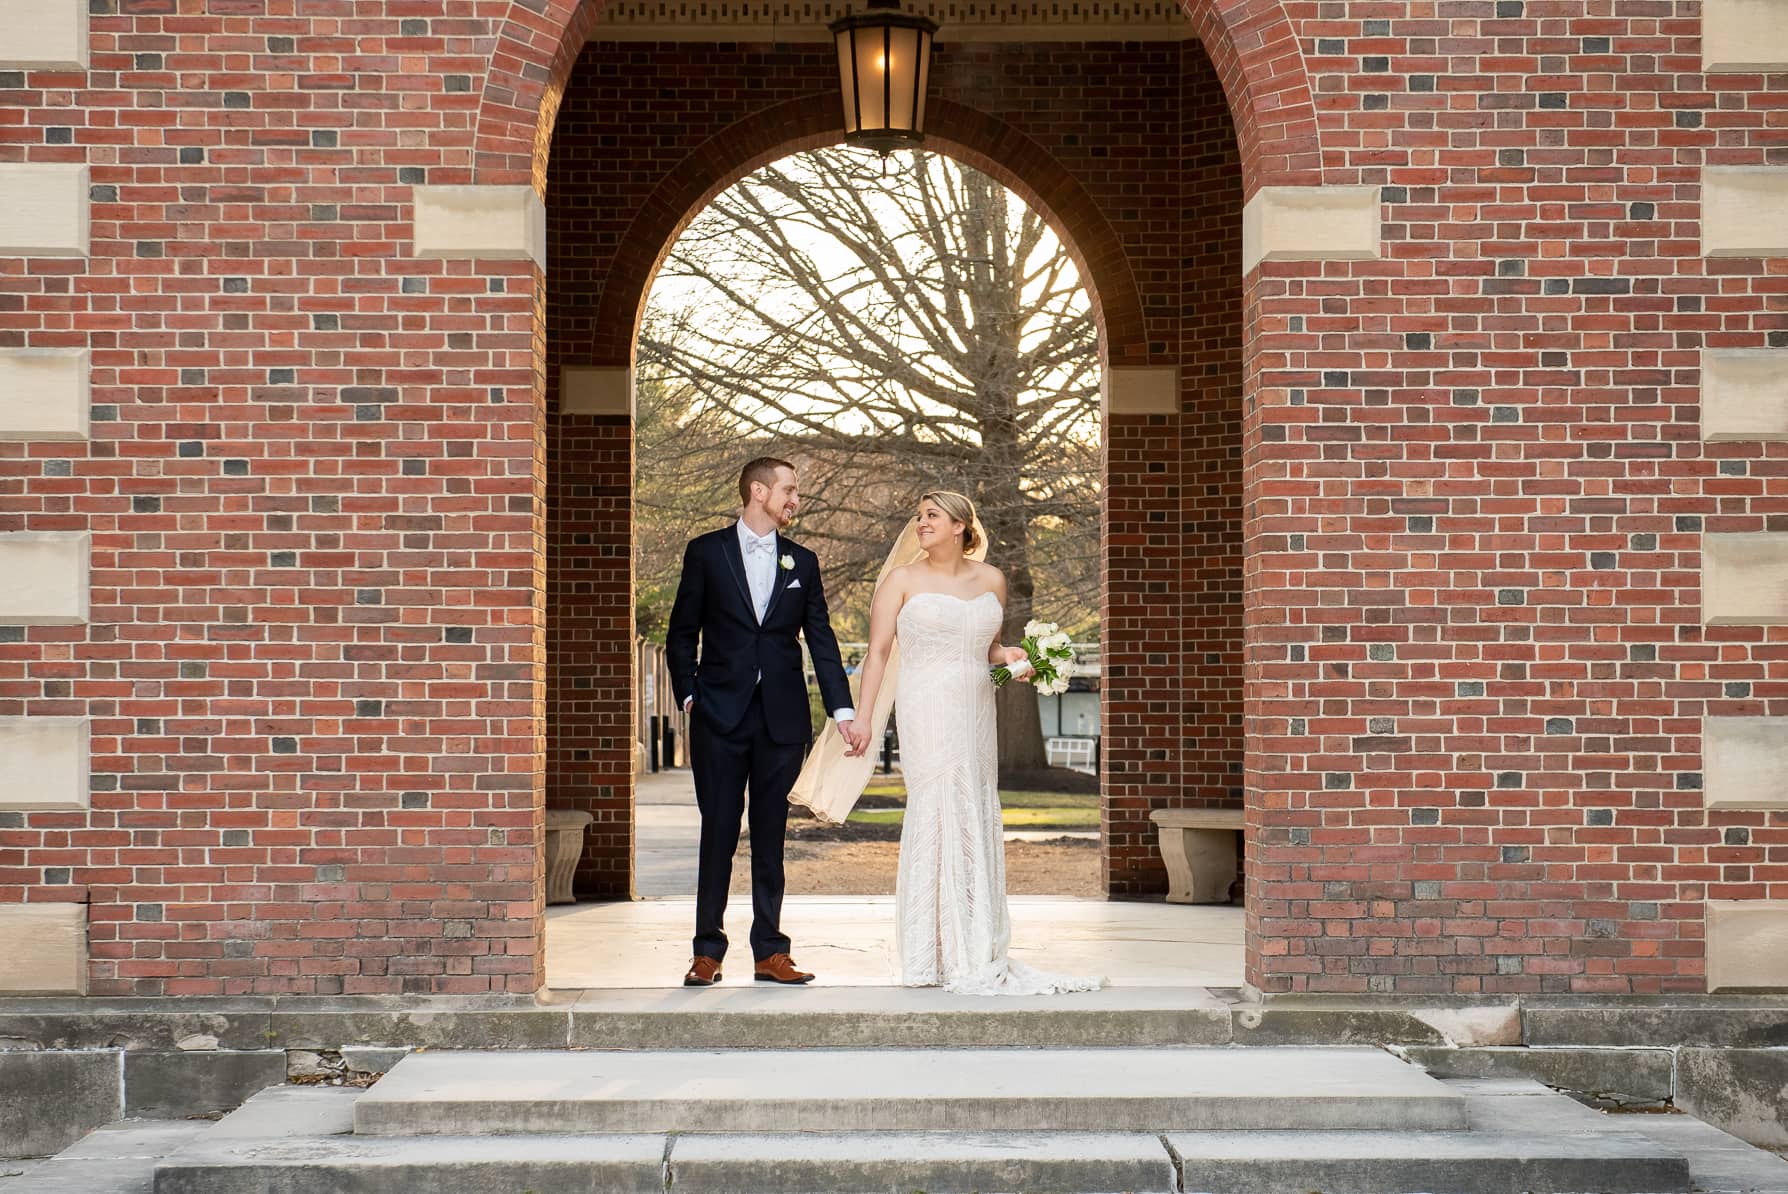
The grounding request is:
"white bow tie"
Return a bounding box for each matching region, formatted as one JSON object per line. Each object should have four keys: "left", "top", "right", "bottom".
{"left": 745, "top": 535, "right": 776, "bottom": 556}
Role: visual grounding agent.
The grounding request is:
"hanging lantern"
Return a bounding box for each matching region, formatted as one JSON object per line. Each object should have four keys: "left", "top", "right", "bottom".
{"left": 830, "top": 0, "right": 939, "bottom": 154}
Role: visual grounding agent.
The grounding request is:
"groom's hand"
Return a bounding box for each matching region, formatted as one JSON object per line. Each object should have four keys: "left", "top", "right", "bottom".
{"left": 839, "top": 720, "right": 865, "bottom": 757}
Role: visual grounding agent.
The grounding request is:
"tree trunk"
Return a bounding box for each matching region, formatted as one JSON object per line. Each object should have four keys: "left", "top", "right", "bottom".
{"left": 957, "top": 171, "right": 1051, "bottom": 780}
{"left": 986, "top": 484, "right": 1050, "bottom": 779}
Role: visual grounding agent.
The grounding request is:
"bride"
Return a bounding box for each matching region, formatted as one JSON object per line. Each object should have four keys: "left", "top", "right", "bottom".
{"left": 834, "top": 490, "right": 1104, "bottom": 996}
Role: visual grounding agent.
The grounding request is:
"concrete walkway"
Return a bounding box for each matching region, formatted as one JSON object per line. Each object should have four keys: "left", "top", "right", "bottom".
{"left": 635, "top": 768, "right": 706, "bottom": 898}
{"left": 590, "top": 768, "right": 1240, "bottom": 991}
{"left": 546, "top": 896, "right": 1244, "bottom": 989}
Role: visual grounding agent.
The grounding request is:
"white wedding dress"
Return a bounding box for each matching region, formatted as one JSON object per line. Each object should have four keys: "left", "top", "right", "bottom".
{"left": 893, "top": 591, "right": 1106, "bottom": 996}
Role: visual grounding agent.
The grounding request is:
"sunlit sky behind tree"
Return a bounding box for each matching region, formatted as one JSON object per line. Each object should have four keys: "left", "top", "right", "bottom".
{"left": 634, "top": 147, "right": 1103, "bottom": 676}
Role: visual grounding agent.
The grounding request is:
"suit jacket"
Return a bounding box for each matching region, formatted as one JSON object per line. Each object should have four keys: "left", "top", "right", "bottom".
{"left": 665, "top": 526, "right": 853, "bottom": 745}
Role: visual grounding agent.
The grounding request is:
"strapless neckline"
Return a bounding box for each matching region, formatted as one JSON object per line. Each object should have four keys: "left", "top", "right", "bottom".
{"left": 903, "top": 590, "right": 1002, "bottom": 610}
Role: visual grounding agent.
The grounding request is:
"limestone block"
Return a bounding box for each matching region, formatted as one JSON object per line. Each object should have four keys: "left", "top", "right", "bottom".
{"left": 1403, "top": 1045, "right": 1675, "bottom": 1107}
{"left": 1676, "top": 1047, "right": 1788, "bottom": 1147}
{"left": 1705, "top": 717, "right": 1788, "bottom": 810}
{"left": 1241, "top": 185, "right": 1381, "bottom": 273}
{"left": 124, "top": 1050, "right": 286, "bottom": 1118}
{"left": 412, "top": 185, "right": 545, "bottom": 268}
{"left": 0, "top": 903, "right": 87, "bottom": 995}
{"left": 0, "top": 716, "right": 87, "bottom": 810}
{"left": 0, "top": 163, "right": 89, "bottom": 257}
{"left": 0, "top": 1050, "right": 117, "bottom": 1157}
{"left": 561, "top": 366, "right": 633, "bottom": 417}
{"left": 0, "top": 0, "right": 89, "bottom": 70}
{"left": 1702, "top": 348, "right": 1788, "bottom": 441}
{"left": 0, "top": 530, "right": 89, "bottom": 624}
{"left": 1701, "top": 168, "right": 1788, "bottom": 258}
{"left": 1702, "top": 0, "right": 1788, "bottom": 73}
{"left": 1104, "top": 366, "right": 1179, "bottom": 416}
{"left": 1702, "top": 533, "right": 1788, "bottom": 626}
{"left": 0, "top": 348, "right": 89, "bottom": 441}
{"left": 1706, "top": 900, "right": 1788, "bottom": 991}
{"left": 1523, "top": 1003, "right": 1788, "bottom": 1047}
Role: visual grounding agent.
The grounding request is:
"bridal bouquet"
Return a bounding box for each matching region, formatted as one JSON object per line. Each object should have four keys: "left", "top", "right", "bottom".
{"left": 990, "top": 619, "right": 1076, "bottom": 696}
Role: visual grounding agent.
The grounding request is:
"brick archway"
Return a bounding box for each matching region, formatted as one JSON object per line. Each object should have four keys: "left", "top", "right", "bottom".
{"left": 575, "top": 94, "right": 1151, "bottom": 371}
{"left": 472, "top": 0, "right": 1321, "bottom": 196}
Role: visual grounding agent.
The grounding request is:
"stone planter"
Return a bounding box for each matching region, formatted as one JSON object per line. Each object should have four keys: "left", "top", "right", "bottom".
{"left": 545, "top": 808, "right": 594, "bottom": 905}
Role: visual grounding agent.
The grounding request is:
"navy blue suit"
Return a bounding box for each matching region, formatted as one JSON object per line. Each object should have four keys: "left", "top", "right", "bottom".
{"left": 665, "top": 526, "right": 852, "bottom": 962}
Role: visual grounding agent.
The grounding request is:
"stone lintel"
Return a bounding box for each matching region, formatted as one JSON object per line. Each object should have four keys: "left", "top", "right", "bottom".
{"left": 0, "top": 347, "right": 90, "bottom": 441}
{"left": 0, "top": 903, "right": 87, "bottom": 995}
{"left": 1702, "top": 0, "right": 1788, "bottom": 73}
{"left": 1702, "top": 532, "right": 1788, "bottom": 626}
{"left": 1704, "top": 717, "right": 1788, "bottom": 810}
{"left": 1241, "top": 186, "right": 1381, "bottom": 274}
{"left": 1701, "top": 168, "right": 1788, "bottom": 258}
{"left": 1702, "top": 349, "right": 1788, "bottom": 441}
{"left": 1706, "top": 900, "right": 1788, "bottom": 992}
{"left": 1104, "top": 365, "right": 1179, "bottom": 416}
{"left": 0, "top": 715, "right": 89, "bottom": 811}
{"left": 0, "top": 529, "right": 90, "bottom": 624}
{"left": 0, "top": 162, "right": 90, "bottom": 257}
{"left": 561, "top": 366, "right": 634, "bottom": 417}
{"left": 0, "top": 0, "right": 90, "bottom": 70}
{"left": 411, "top": 185, "right": 546, "bottom": 269}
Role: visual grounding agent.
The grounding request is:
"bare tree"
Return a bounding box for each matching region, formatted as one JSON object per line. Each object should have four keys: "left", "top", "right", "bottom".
{"left": 637, "top": 147, "right": 1099, "bottom": 776}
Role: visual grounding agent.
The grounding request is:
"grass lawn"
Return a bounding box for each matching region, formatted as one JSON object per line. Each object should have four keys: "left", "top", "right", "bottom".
{"left": 852, "top": 780, "right": 1098, "bottom": 829}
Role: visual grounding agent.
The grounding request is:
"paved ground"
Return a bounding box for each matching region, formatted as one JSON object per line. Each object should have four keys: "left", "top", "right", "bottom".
{"left": 635, "top": 767, "right": 707, "bottom": 897}
{"left": 546, "top": 895, "right": 1245, "bottom": 989}
{"left": 591, "top": 767, "right": 1240, "bottom": 991}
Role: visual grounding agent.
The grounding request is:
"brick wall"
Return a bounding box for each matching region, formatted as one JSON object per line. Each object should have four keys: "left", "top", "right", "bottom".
{"left": 1, "top": 5, "right": 548, "bottom": 995}
{"left": 1240, "top": 5, "right": 1788, "bottom": 994}
{"left": 2, "top": 0, "right": 1785, "bottom": 997}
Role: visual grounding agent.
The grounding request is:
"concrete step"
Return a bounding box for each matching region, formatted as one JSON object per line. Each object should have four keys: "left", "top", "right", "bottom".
{"left": 152, "top": 1080, "right": 1702, "bottom": 1194}
{"left": 351, "top": 1046, "right": 1467, "bottom": 1135}
{"left": 554, "top": 985, "right": 1238, "bottom": 1048}
{"left": 1164, "top": 1078, "right": 1694, "bottom": 1194}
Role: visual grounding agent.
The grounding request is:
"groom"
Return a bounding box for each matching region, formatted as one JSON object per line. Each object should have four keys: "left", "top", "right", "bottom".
{"left": 666, "top": 457, "right": 866, "bottom": 986}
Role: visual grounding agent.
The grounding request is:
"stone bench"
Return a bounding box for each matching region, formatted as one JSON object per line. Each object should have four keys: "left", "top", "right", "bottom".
{"left": 1149, "top": 807, "right": 1243, "bottom": 904}
{"left": 545, "top": 808, "right": 594, "bottom": 905}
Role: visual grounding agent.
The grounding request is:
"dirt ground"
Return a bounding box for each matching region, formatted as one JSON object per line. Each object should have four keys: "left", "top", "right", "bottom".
{"left": 730, "top": 837, "right": 1101, "bottom": 897}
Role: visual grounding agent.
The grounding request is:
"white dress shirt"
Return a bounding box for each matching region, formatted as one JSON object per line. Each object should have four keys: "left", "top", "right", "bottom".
{"left": 681, "top": 520, "right": 855, "bottom": 725}
{"left": 738, "top": 519, "right": 779, "bottom": 622}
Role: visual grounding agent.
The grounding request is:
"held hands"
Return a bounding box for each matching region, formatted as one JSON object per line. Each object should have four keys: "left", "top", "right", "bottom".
{"left": 839, "top": 719, "right": 869, "bottom": 757}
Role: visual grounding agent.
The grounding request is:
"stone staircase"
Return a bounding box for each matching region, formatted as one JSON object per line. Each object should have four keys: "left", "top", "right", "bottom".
{"left": 151, "top": 1046, "right": 1697, "bottom": 1194}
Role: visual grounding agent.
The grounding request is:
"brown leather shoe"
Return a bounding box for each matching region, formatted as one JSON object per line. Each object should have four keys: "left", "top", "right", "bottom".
{"left": 683, "top": 956, "right": 723, "bottom": 987}
{"left": 753, "top": 953, "right": 815, "bottom": 985}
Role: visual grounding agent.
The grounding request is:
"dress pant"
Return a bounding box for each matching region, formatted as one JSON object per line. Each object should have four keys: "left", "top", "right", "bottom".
{"left": 689, "top": 686, "right": 803, "bottom": 962}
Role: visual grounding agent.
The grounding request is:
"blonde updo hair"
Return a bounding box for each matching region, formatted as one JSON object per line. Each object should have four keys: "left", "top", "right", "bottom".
{"left": 918, "top": 489, "right": 979, "bottom": 554}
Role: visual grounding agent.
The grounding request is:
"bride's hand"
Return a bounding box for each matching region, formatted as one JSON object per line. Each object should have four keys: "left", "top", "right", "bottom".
{"left": 999, "top": 646, "right": 1035, "bottom": 681}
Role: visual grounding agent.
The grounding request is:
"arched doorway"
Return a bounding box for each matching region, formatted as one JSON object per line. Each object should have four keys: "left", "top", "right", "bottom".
{"left": 473, "top": 2, "right": 1309, "bottom": 990}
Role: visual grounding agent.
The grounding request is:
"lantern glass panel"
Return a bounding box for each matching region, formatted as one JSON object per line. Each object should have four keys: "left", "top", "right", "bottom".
{"left": 852, "top": 29, "right": 888, "bottom": 133}
{"left": 884, "top": 26, "right": 919, "bottom": 131}
{"left": 835, "top": 29, "right": 859, "bottom": 134}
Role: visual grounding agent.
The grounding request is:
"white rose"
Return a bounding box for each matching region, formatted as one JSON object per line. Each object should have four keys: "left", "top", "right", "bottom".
{"left": 1042, "top": 632, "right": 1072, "bottom": 652}
{"left": 1023, "top": 619, "right": 1048, "bottom": 638}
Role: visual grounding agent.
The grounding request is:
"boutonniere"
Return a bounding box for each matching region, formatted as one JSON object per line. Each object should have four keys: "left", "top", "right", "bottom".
{"left": 779, "top": 554, "right": 794, "bottom": 571}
